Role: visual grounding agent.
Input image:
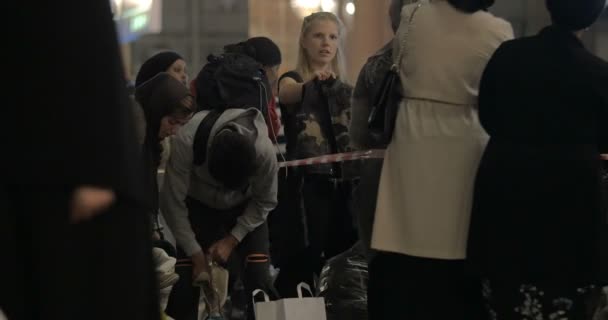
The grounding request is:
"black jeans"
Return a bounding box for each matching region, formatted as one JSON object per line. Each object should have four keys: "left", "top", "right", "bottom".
{"left": 368, "top": 252, "right": 485, "bottom": 320}
{"left": 267, "top": 167, "right": 308, "bottom": 268}
{"left": 166, "top": 197, "right": 277, "bottom": 320}
{"left": 274, "top": 174, "right": 358, "bottom": 297}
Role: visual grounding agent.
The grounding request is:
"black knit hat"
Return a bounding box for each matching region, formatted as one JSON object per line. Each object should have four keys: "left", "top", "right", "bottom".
{"left": 135, "top": 51, "right": 184, "bottom": 87}
{"left": 224, "top": 37, "right": 282, "bottom": 67}
{"left": 546, "top": 0, "right": 606, "bottom": 31}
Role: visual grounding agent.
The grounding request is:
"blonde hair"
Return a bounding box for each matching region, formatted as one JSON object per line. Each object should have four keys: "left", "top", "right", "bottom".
{"left": 296, "top": 12, "right": 347, "bottom": 82}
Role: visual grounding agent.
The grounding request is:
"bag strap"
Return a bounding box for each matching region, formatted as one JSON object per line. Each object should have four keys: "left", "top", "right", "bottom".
{"left": 393, "top": 1, "right": 424, "bottom": 71}
{"left": 192, "top": 109, "right": 223, "bottom": 166}
{"left": 318, "top": 80, "right": 343, "bottom": 178}
{"left": 320, "top": 82, "right": 340, "bottom": 155}
{"left": 153, "top": 213, "right": 165, "bottom": 240}
{"left": 252, "top": 289, "right": 270, "bottom": 305}
{"left": 297, "top": 282, "right": 314, "bottom": 298}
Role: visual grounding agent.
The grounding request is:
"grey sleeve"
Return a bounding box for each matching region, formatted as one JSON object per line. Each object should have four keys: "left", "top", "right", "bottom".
{"left": 230, "top": 145, "right": 279, "bottom": 241}
{"left": 160, "top": 134, "right": 202, "bottom": 256}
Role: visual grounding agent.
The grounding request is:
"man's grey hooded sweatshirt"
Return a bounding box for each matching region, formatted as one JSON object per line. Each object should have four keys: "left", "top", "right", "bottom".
{"left": 160, "top": 108, "right": 278, "bottom": 256}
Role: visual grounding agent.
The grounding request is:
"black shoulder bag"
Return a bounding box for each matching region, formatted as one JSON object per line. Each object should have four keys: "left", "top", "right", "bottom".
{"left": 367, "top": 2, "right": 422, "bottom": 145}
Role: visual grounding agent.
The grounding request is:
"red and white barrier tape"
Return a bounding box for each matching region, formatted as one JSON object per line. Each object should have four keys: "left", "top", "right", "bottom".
{"left": 279, "top": 149, "right": 386, "bottom": 168}
{"left": 279, "top": 152, "right": 608, "bottom": 168}
{"left": 157, "top": 151, "right": 607, "bottom": 173}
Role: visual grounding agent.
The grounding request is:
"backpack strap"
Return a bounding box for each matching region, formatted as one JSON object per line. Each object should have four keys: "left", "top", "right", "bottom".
{"left": 192, "top": 109, "right": 223, "bottom": 166}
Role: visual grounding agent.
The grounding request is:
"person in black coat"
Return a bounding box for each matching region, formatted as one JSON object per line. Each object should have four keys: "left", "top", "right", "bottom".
{"left": 1, "top": 1, "right": 162, "bottom": 319}
{"left": 350, "top": 0, "right": 407, "bottom": 263}
{"left": 467, "top": 0, "right": 608, "bottom": 318}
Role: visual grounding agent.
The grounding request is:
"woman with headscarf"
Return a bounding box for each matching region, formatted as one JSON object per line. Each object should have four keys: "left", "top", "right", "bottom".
{"left": 350, "top": 0, "right": 409, "bottom": 262}
{"left": 136, "top": 51, "right": 189, "bottom": 87}
{"left": 133, "top": 51, "right": 193, "bottom": 242}
{"left": 132, "top": 51, "right": 189, "bottom": 145}
{"left": 467, "top": 0, "right": 608, "bottom": 318}
{"left": 134, "top": 72, "right": 195, "bottom": 236}
{"left": 368, "top": 0, "right": 513, "bottom": 319}
{"left": 134, "top": 72, "right": 194, "bottom": 314}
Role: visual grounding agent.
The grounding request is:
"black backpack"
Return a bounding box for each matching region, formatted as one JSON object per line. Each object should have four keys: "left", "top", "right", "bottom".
{"left": 194, "top": 53, "right": 270, "bottom": 113}
{"left": 192, "top": 53, "right": 270, "bottom": 166}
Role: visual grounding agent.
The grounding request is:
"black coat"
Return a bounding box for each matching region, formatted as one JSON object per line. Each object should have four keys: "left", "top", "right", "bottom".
{"left": 2, "top": 1, "right": 159, "bottom": 319}
{"left": 467, "top": 26, "right": 608, "bottom": 289}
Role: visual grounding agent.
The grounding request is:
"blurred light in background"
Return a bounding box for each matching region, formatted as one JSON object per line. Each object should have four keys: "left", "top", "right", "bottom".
{"left": 291, "top": 0, "right": 348, "bottom": 18}
{"left": 345, "top": 1, "right": 355, "bottom": 15}
{"left": 124, "top": 0, "right": 153, "bottom": 13}
{"left": 291, "top": 0, "right": 321, "bottom": 18}
{"left": 112, "top": 0, "right": 154, "bottom": 19}
{"left": 110, "top": 0, "right": 161, "bottom": 43}
{"left": 321, "top": 0, "right": 336, "bottom": 12}
{"left": 111, "top": 0, "right": 123, "bottom": 18}
{"left": 292, "top": 0, "right": 321, "bottom": 7}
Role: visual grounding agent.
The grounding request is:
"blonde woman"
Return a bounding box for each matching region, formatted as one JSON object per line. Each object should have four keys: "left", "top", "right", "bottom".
{"left": 279, "top": 12, "right": 347, "bottom": 113}
{"left": 275, "top": 11, "right": 357, "bottom": 297}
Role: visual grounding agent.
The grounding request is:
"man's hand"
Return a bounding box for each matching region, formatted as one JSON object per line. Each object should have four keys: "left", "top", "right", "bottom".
{"left": 208, "top": 234, "right": 239, "bottom": 264}
{"left": 191, "top": 250, "right": 210, "bottom": 279}
{"left": 70, "top": 186, "right": 115, "bottom": 223}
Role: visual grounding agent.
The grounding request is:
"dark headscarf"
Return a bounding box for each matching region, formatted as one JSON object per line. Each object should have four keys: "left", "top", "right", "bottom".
{"left": 546, "top": 0, "right": 606, "bottom": 31}
{"left": 135, "top": 72, "right": 192, "bottom": 150}
{"left": 135, "top": 73, "right": 192, "bottom": 215}
{"left": 224, "top": 36, "right": 282, "bottom": 67}
{"left": 135, "top": 51, "right": 184, "bottom": 87}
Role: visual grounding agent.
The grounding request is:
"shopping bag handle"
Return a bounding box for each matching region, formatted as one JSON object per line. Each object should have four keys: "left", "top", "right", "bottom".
{"left": 297, "top": 282, "right": 314, "bottom": 298}
{"left": 252, "top": 289, "right": 270, "bottom": 305}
